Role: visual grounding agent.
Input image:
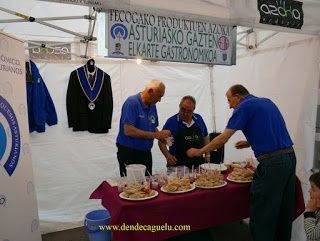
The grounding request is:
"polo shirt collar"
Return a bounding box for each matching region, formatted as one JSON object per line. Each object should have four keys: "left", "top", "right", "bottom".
{"left": 176, "top": 113, "right": 197, "bottom": 127}
{"left": 236, "top": 94, "right": 255, "bottom": 109}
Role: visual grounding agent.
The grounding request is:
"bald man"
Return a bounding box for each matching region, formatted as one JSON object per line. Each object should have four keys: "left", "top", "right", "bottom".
{"left": 116, "top": 79, "right": 171, "bottom": 176}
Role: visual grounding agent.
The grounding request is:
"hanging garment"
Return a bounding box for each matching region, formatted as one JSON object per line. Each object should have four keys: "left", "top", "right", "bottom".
{"left": 66, "top": 64, "right": 113, "bottom": 133}
{"left": 26, "top": 60, "right": 58, "bottom": 133}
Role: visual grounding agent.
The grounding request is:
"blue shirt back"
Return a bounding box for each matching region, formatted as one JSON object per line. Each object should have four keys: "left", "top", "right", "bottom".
{"left": 116, "top": 93, "right": 159, "bottom": 151}
{"left": 162, "top": 113, "right": 208, "bottom": 154}
{"left": 226, "top": 95, "right": 293, "bottom": 157}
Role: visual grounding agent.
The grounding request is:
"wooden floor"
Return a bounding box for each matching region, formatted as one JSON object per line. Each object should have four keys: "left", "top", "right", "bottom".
{"left": 42, "top": 220, "right": 253, "bottom": 241}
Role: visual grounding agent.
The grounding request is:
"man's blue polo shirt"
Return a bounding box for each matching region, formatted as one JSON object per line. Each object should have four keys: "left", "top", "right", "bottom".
{"left": 116, "top": 93, "right": 159, "bottom": 151}
{"left": 162, "top": 113, "right": 208, "bottom": 154}
{"left": 226, "top": 94, "right": 293, "bottom": 157}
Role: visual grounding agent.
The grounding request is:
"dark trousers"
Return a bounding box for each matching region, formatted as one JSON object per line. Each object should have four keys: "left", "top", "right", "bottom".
{"left": 249, "top": 151, "right": 296, "bottom": 241}
{"left": 116, "top": 144, "right": 152, "bottom": 177}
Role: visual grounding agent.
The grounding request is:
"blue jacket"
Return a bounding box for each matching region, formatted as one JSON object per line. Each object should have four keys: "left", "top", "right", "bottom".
{"left": 27, "top": 60, "right": 57, "bottom": 133}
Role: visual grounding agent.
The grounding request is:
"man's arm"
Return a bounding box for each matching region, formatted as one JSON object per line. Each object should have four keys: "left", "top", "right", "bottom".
{"left": 187, "top": 128, "right": 236, "bottom": 157}
{"left": 158, "top": 140, "right": 177, "bottom": 165}
{"left": 235, "top": 140, "right": 250, "bottom": 149}
{"left": 124, "top": 124, "right": 171, "bottom": 140}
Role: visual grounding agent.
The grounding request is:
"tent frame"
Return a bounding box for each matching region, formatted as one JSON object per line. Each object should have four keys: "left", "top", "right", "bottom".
{"left": 0, "top": 6, "right": 99, "bottom": 58}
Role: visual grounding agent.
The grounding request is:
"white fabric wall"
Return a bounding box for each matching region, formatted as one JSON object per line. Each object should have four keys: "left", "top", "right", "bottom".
{"left": 213, "top": 36, "right": 320, "bottom": 241}
{"left": 31, "top": 35, "right": 320, "bottom": 241}
{"left": 31, "top": 59, "right": 213, "bottom": 233}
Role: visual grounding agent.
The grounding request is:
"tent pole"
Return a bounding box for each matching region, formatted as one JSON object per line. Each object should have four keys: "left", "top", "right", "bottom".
{"left": 0, "top": 15, "right": 89, "bottom": 23}
{"left": 236, "top": 28, "right": 254, "bottom": 48}
{"left": 83, "top": 7, "right": 97, "bottom": 58}
{"left": 237, "top": 42, "right": 247, "bottom": 48}
{"left": 0, "top": 6, "right": 89, "bottom": 39}
{"left": 237, "top": 28, "right": 253, "bottom": 35}
{"left": 209, "top": 64, "right": 216, "bottom": 132}
{"left": 257, "top": 32, "right": 279, "bottom": 47}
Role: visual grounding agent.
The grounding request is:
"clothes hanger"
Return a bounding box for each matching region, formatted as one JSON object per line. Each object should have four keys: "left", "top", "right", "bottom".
{"left": 86, "top": 58, "right": 95, "bottom": 74}
{"left": 25, "top": 61, "right": 33, "bottom": 83}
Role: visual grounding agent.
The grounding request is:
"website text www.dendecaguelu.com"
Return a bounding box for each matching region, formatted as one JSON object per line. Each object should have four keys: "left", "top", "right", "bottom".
{"left": 99, "top": 223, "right": 191, "bottom": 233}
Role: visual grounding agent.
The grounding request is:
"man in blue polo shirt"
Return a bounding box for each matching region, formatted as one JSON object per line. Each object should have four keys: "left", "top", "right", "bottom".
{"left": 158, "top": 96, "right": 209, "bottom": 169}
{"left": 116, "top": 79, "right": 171, "bottom": 176}
{"left": 187, "top": 84, "right": 296, "bottom": 241}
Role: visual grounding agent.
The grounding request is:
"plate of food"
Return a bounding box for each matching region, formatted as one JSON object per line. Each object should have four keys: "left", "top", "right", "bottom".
{"left": 227, "top": 167, "right": 254, "bottom": 183}
{"left": 226, "top": 176, "right": 252, "bottom": 183}
{"left": 195, "top": 172, "right": 227, "bottom": 189}
{"left": 195, "top": 180, "right": 227, "bottom": 189}
{"left": 161, "top": 179, "right": 195, "bottom": 194}
{"left": 200, "top": 163, "right": 228, "bottom": 172}
{"left": 119, "top": 183, "right": 158, "bottom": 201}
{"left": 119, "top": 190, "right": 158, "bottom": 201}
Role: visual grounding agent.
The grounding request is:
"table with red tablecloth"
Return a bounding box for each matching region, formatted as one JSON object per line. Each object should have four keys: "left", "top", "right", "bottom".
{"left": 90, "top": 177, "right": 305, "bottom": 241}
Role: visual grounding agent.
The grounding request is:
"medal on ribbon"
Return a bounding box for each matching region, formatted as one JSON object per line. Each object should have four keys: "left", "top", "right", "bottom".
{"left": 77, "top": 66, "right": 104, "bottom": 110}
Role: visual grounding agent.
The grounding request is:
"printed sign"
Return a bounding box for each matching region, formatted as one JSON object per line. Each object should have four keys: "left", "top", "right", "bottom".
{"left": 106, "top": 9, "right": 236, "bottom": 65}
{"left": 0, "top": 32, "right": 41, "bottom": 241}
{"left": 258, "top": 0, "right": 304, "bottom": 29}
{"left": 0, "top": 96, "right": 21, "bottom": 176}
{"left": 28, "top": 41, "right": 71, "bottom": 60}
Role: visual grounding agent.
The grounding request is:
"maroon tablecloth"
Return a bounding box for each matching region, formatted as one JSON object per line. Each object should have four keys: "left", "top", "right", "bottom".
{"left": 90, "top": 177, "right": 305, "bottom": 241}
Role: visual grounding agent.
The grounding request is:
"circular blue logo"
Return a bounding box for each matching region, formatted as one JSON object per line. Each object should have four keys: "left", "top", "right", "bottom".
{"left": 0, "top": 96, "right": 20, "bottom": 176}
{"left": 0, "top": 122, "right": 6, "bottom": 160}
{"left": 110, "top": 23, "right": 128, "bottom": 40}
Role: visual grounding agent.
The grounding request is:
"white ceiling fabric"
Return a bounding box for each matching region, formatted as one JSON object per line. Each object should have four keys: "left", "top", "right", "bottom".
{"left": 36, "top": 0, "right": 320, "bottom": 35}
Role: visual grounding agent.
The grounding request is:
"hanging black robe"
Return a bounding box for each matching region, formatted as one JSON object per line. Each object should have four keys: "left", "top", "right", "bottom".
{"left": 66, "top": 65, "right": 113, "bottom": 133}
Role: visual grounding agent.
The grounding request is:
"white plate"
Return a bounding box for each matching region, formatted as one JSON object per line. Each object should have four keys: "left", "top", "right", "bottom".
{"left": 161, "top": 183, "right": 196, "bottom": 194}
{"left": 119, "top": 190, "right": 158, "bottom": 201}
{"left": 226, "top": 176, "right": 252, "bottom": 183}
{"left": 200, "top": 163, "right": 227, "bottom": 172}
{"left": 195, "top": 181, "right": 227, "bottom": 189}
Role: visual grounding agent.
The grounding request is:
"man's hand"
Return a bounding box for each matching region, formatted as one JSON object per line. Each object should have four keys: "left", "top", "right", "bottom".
{"left": 235, "top": 140, "right": 250, "bottom": 149}
{"left": 166, "top": 154, "right": 177, "bottom": 166}
{"left": 154, "top": 130, "right": 171, "bottom": 140}
{"left": 187, "top": 148, "right": 202, "bottom": 157}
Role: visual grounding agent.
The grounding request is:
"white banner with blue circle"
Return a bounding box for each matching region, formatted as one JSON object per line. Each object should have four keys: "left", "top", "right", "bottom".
{"left": 106, "top": 9, "right": 237, "bottom": 65}
{"left": 0, "top": 31, "right": 41, "bottom": 241}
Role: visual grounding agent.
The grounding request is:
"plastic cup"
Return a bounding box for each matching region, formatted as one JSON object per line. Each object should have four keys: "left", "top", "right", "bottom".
{"left": 165, "top": 137, "right": 174, "bottom": 147}
{"left": 126, "top": 164, "right": 146, "bottom": 184}
{"left": 116, "top": 176, "right": 127, "bottom": 192}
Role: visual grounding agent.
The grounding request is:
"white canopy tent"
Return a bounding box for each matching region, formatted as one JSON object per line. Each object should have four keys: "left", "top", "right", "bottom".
{"left": 0, "top": 1, "right": 320, "bottom": 241}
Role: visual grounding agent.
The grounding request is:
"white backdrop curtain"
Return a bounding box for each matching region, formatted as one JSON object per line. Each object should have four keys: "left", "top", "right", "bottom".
{"left": 31, "top": 59, "right": 214, "bottom": 233}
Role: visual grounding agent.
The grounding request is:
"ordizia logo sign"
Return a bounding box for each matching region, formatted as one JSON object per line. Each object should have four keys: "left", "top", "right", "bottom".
{"left": 258, "top": 0, "right": 304, "bottom": 29}
{"left": 0, "top": 96, "right": 20, "bottom": 176}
